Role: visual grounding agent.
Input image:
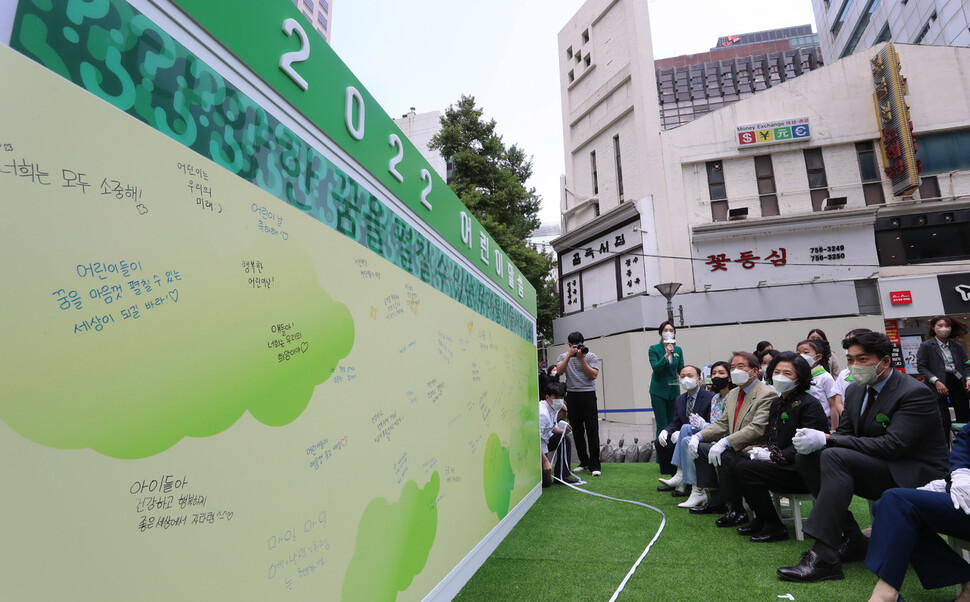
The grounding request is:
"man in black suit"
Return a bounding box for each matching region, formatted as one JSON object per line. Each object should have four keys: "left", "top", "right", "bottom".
{"left": 656, "top": 365, "right": 713, "bottom": 493}
{"left": 777, "top": 331, "right": 950, "bottom": 583}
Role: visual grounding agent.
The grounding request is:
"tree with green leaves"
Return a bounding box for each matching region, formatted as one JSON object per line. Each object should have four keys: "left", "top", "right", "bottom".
{"left": 429, "top": 95, "right": 559, "bottom": 342}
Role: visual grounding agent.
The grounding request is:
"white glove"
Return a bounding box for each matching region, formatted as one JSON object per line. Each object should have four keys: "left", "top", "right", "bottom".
{"left": 557, "top": 420, "right": 569, "bottom": 432}
{"left": 688, "top": 434, "right": 701, "bottom": 459}
{"left": 748, "top": 447, "right": 771, "bottom": 461}
{"left": 689, "top": 413, "right": 708, "bottom": 430}
{"left": 709, "top": 439, "right": 729, "bottom": 467}
{"left": 658, "top": 430, "right": 669, "bottom": 447}
{"left": 792, "top": 428, "right": 827, "bottom": 455}
{"left": 917, "top": 479, "right": 947, "bottom": 493}
{"left": 670, "top": 430, "right": 680, "bottom": 444}
{"left": 951, "top": 468, "right": 970, "bottom": 515}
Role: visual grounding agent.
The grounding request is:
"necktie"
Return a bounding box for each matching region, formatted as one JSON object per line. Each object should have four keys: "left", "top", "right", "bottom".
{"left": 858, "top": 387, "right": 876, "bottom": 435}
{"left": 733, "top": 389, "right": 746, "bottom": 431}
{"left": 687, "top": 395, "right": 694, "bottom": 415}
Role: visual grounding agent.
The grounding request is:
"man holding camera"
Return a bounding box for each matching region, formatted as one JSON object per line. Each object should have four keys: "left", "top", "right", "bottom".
{"left": 556, "top": 331, "right": 601, "bottom": 476}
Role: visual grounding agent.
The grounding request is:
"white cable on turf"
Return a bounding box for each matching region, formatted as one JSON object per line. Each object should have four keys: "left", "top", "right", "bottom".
{"left": 548, "top": 430, "right": 666, "bottom": 601}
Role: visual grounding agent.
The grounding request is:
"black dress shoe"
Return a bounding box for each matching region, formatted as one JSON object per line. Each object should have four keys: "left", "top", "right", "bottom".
{"left": 671, "top": 488, "right": 690, "bottom": 498}
{"left": 737, "top": 521, "right": 765, "bottom": 536}
{"left": 657, "top": 484, "right": 676, "bottom": 492}
{"left": 689, "top": 502, "right": 728, "bottom": 515}
{"left": 750, "top": 525, "right": 790, "bottom": 543}
{"left": 715, "top": 510, "right": 749, "bottom": 527}
{"left": 837, "top": 535, "right": 869, "bottom": 563}
{"left": 777, "top": 550, "right": 844, "bottom": 582}
{"left": 563, "top": 476, "right": 580, "bottom": 484}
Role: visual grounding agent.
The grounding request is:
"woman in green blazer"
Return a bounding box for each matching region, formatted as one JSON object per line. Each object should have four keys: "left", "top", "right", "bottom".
{"left": 650, "top": 321, "right": 684, "bottom": 437}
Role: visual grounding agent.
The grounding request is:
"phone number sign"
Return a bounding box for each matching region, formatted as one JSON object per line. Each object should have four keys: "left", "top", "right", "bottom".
{"left": 737, "top": 118, "right": 810, "bottom": 147}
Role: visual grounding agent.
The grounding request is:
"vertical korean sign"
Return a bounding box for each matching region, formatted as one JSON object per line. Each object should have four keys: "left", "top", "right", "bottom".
{"left": 872, "top": 43, "right": 921, "bottom": 196}
{"left": 0, "top": 0, "right": 539, "bottom": 600}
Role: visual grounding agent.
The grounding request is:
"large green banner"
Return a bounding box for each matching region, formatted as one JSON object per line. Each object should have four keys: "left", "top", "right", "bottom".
{"left": 0, "top": 1, "right": 539, "bottom": 599}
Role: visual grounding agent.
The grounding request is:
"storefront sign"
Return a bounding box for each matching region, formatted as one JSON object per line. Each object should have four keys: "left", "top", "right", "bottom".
{"left": 938, "top": 272, "right": 970, "bottom": 314}
{"left": 871, "top": 43, "right": 921, "bottom": 196}
{"left": 885, "top": 319, "right": 906, "bottom": 372}
{"left": 737, "top": 117, "right": 810, "bottom": 147}
{"left": 889, "top": 290, "right": 913, "bottom": 305}
{"left": 560, "top": 221, "right": 640, "bottom": 277}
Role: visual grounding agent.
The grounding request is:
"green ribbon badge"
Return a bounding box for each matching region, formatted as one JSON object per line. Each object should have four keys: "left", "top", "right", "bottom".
{"left": 875, "top": 412, "right": 890, "bottom": 429}
{"left": 780, "top": 411, "right": 790, "bottom": 424}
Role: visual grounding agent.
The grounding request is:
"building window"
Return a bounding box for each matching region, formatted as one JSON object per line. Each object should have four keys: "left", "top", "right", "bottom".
{"left": 755, "top": 155, "right": 779, "bottom": 216}
{"left": 568, "top": 70, "right": 574, "bottom": 83}
{"left": 856, "top": 141, "right": 885, "bottom": 205}
{"left": 303, "top": 0, "right": 313, "bottom": 10}
{"left": 584, "top": 54, "right": 591, "bottom": 67}
{"left": 873, "top": 22, "right": 892, "bottom": 45}
{"left": 804, "top": 148, "right": 830, "bottom": 211}
{"left": 840, "top": 0, "right": 882, "bottom": 58}
{"left": 319, "top": 0, "right": 329, "bottom": 12}
{"left": 590, "top": 151, "right": 598, "bottom": 195}
{"left": 831, "top": 0, "right": 855, "bottom": 37}
{"left": 916, "top": 128, "right": 970, "bottom": 173}
{"left": 582, "top": 29, "right": 590, "bottom": 44}
{"left": 566, "top": 46, "right": 573, "bottom": 60}
{"left": 706, "top": 161, "right": 727, "bottom": 221}
{"left": 613, "top": 135, "right": 624, "bottom": 202}
{"left": 317, "top": 13, "right": 328, "bottom": 29}
{"left": 918, "top": 176, "right": 941, "bottom": 199}
{"left": 875, "top": 210, "right": 970, "bottom": 266}
{"left": 914, "top": 11, "right": 937, "bottom": 44}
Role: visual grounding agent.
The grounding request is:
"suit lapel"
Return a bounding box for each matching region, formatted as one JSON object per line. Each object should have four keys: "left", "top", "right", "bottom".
{"left": 863, "top": 373, "right": 899, "bottom": 434}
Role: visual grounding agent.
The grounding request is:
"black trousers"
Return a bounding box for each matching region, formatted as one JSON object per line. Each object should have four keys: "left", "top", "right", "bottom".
{"left": 735, "top": 459, "right": 811, "bottom": 528}
{"left": 566, "top": 391, "right": 600, "bottom": 471}
{"left": 796, "top": 447, "right": 898, "bottom": 550}
{"left": 938, "top": 373, "right": 969, "bottom": 442}
{"left": 547, "top": 432, "right": 572, "bottom": 480}
{"left": 655, "top": 434, "right": 676, "bottom": 476}
{"left": 695, "top": 444, "right": 743, "bottom": 510}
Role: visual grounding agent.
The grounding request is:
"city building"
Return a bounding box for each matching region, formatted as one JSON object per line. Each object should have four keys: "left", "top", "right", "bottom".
{"left": 811, "top": 0, "right": 970, "bottom": 63}
{"left": 392, "top": 108, "right": 448, "bottom": 181}
{"left": 553, "top": 0, "right": 970, "bottom": 431}
{"left": 292, "top": 0, "right": 332, "bottom": 42}
{"left": 656, "top": 25, "right": 823, "bottom": 130}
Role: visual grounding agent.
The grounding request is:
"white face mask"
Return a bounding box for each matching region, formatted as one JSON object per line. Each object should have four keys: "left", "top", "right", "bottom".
{"left": 551, "top": 398, "right": 564, "bottom": 412}
{"left": 850, "top": 358, "right": 889, "bottom": 387}
{"left": 662, "top": 332, "right": 675, "bottom": 342}
{"left": 680, "top": 377, "right": 698, "bottom": 391}
{"left": 771, "top": 374, "right": 797, "bottom": 394}
{"left": 800, "top": 353, "right": 818, "bottom": 367}
{"left": 731, "top": 368, "right": 751, "bottom": 386}
{"left": 937, "top": 327, "right": 952, "bottom": 338}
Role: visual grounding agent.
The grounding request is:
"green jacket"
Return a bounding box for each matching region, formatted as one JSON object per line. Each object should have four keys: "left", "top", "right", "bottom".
{"left": 649, "top": 342, "right": 683, "bottom": 400}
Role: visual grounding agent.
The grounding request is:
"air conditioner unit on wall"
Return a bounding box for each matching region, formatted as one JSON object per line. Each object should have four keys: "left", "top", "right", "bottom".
{"left": 728, "top": 207, "right": 748, "bottom": 221}
{"left": 823, "top": 197, "right": 847, "bottom": 211}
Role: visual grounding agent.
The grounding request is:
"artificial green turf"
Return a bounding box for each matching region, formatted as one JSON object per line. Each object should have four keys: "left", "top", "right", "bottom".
{"left": 454, "top": 462, "right": 962, "bottom": 601}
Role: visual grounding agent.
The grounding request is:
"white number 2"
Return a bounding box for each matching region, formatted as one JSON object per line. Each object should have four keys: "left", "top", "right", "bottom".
{"left": 420, "top": 169, "right": 432, "bottom": 211}
{"left": 388, "top": 134, "right": 404, "bottom": 182}
{"left": 280, "top": 19, "right": 310, "bottom": 91}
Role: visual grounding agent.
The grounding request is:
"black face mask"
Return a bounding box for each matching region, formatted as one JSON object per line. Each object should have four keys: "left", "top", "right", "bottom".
{"left": 711, "top": 376, "right": 731, "bottom": 391}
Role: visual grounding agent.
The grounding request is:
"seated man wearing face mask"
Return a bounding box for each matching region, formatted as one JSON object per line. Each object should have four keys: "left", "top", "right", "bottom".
{"left": 688, "top": 351, "right": 778, "bottom": 525}
{"left": 540, "top": 382, "right": 579, "bottom": 486}
{"left": 778, "top": 331, "right": 950, "bottom": 583}
{"left": 656, "top": 365, "right": 714, "bottom": 494}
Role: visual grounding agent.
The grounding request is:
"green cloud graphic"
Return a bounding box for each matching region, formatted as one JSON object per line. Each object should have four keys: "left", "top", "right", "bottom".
{"left": 483, "top": 433, "right": 515, "bottom": 519}
{"left": 342, "top": 473, "right": 440, "bottom": 601}
{"left": 1, "top": 246, "right": 354, "bottom": 459}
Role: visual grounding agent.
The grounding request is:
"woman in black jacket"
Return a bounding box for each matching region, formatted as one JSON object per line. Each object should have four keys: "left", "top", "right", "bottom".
{"left": 734, "top": 351, "right": 829, "bottom": 542}
{"left": 916, "top": 315, "right": 970, "bottom": 442}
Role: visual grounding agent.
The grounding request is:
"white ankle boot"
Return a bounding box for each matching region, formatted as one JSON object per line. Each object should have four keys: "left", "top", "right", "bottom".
{"left": 659, "top": 468, "right": 683, "bottom": 487}
{"left": 678, "top": 486, "right": 707, "bottom": 508}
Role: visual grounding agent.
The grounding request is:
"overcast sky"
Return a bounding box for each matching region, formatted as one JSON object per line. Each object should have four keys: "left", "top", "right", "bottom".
{"left": 331, "top": 0, "right": 819, "bottom": 225}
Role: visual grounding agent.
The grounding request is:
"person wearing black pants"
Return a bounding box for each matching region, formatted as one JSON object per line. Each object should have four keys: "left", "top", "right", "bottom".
{"left": 555, "top": 332, "right": 601, "bottom": 476}
{"left": 916, "top": 315, "right": 970, "bottom": 443}
{"left": 778, "top": 331, "right": 950, "bottom": 583}
{"left": 735, "top": 352, "right": 829, "bottom": 542}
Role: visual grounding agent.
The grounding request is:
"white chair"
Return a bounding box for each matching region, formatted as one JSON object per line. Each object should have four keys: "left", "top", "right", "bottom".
{"left": 949, "top": 535, "right": 970, "bottom": 563}
{"left": 771, "top": 492, "right": 813, "bottom": 541}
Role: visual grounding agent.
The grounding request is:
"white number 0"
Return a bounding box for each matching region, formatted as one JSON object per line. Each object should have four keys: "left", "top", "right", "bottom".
{"left": 280, "top": 18, "right": 309, "bottom": 91}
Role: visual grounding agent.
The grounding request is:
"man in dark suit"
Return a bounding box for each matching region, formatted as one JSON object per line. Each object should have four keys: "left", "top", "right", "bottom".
{"left": 656, "top": 365, "right": 713, "bottom": 492}
{"left": 777, "top": 331, "right": 950, "bottom": 583}
{"left": 864, "top": 423, "right": 970, "bottom": 601}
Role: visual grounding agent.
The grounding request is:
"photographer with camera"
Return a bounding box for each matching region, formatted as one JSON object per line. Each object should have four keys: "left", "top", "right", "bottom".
{"left": 555, "top": 331, "right": 602, "bottom": 476}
